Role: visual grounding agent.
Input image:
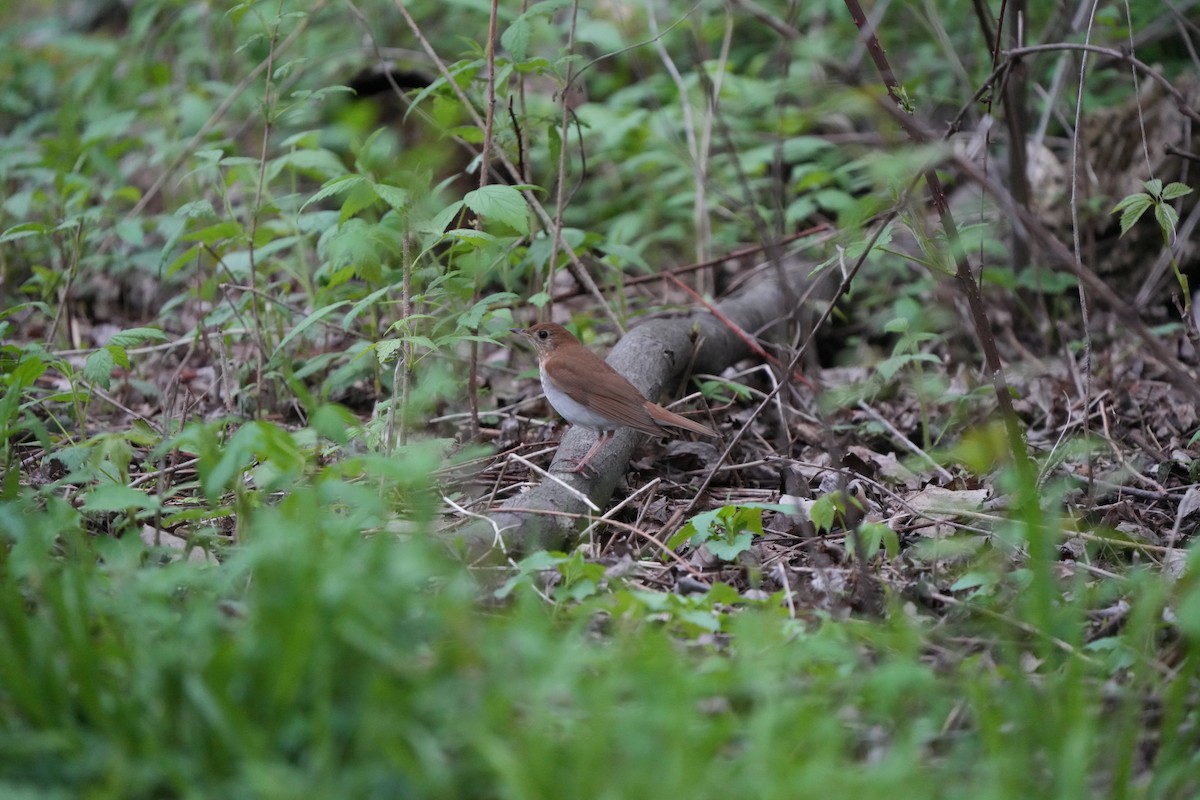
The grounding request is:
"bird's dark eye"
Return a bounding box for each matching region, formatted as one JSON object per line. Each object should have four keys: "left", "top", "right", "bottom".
{"left": 537, "top": 330, "right": 548, "bottom": 339}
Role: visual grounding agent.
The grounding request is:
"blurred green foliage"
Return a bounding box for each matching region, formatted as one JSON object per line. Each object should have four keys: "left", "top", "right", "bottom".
{"left": 1, "top": 0, "right": 1198, "bottom": 797}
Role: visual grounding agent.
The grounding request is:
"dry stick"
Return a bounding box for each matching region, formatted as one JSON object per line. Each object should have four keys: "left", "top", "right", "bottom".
{"left": 1030, "top": 0, "right": 1096, "bottom": 150}
{"left": 391, "top": 0, "right": 621, "bottom": 332}
{"left": 855, "top": 400, "right": 955, "bottom": 483}
{"left": 241, "top": 0, "right": 290, "bottom": 415}
{"left": 674, "top": 242, "right": 879, "bottom": 534}
{"left": 928, "top": 591, "right": 1096, "bottom": 663}
{"left": 597, "top": 482, "right": 672, "bottom": 556}
{"left": 500, "top": 507, "right": 706, "bottom": 578}
{"left": 664, "top": 271, "right": 815, "bottom": 389}
{"left": 1067, "top": 3, "right": 1102, "bottom": 501}
{"left": 83, "top": 382, "right": 164, "bottom": 435}
{"left": 46, "top": 223, "right": 83, "bottom": 348}
{"left": 465, "top": 0, "right": 502, "bottom": 439}
{"left": 1008, "top": 42, "right": 1200, "bottom": 125}
{"left": 844, "top": 0, "right": 1036, "bottom": 615}
{"left": 546, "top": 0, "right": 583, "bottom": 319}
{"left": 998, "top": 0, "right": 1033, "bottom": 273}
{"left": 205, "top": 248, "right": 270, "bottom": 365}
{"left": 506, "top": 453, "right": 600, "bottom": 512}
{"left": 696, "top": 35, "right": 804, "bottom": 312}
{"left": 917, "top": 45, "right": 1196, "bottom": 386}
{"left": 443, "top": 496, "right": 519, "bottom": 570}
{"left": 846, "top": 0, "right": 1033, "bottom": 479}
{"left": 951, "top": 149, "right": 1200, "bottom": 398}
{"left": 729, "top": 0, "right": 801, "bottom": 39}
{"left": 549, "top": 226, "right": 831, "bottom": 302}
{"left": 582, "top": 477, "right": 662, "bottom": 549}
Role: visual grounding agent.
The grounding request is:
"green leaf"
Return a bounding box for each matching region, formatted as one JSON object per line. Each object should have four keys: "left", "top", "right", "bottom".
{"left": 850, "top": 522, "right": 899, "bottom": 560}
{"left": 105, "top": 344, "right": 131, "bottom": 370}
{"left": 876, "top": 352, "right": 941, "bottom": 381}
{"left": 501, "top": 16, "right": 532, "bottom": 60}
{"left": 463, "top": 185, "right": 529, "bottom": 234}
{"left": 373, "top": 183, "right": 410, "bottom": 212}
{"left": 342, "top": 285, "right": 393, "bottom": 331}
{"left": 374, "top": 339, "right": 405, "bottom": 363}
{"left": 705, "top": 531, "right": 754, "bottom": 561}
{"left": 1154, "top": 201, "right": 1180, "bottom": 238}
{"left": 459, "top": 292, "right": 519, "bottom": 332}
{"left": 81, "top": 484, "right": 160, "bottom": 513}
{"left": 1161, "top": 182, "right": 1193, "bottom": 201}
{"left": 340, "top": 180, "right": 382, "bottom": 221}
{"left": 668, "top": 505, "right": 763, "bottom": 561}
{"left": 270, "top": 302, "right": 350, "bottom": 366}
{"left": 810, "top": 495, "right": 837, "bottom": 533}
{"left": 268, "top": 148, "right": 348, "bottom": 181}
{"left": 107, "top": 327, "right": 169, "bottom": 349}
{"left": 183, "top": 220, "right": 243, "bottom": 246}
{"left": 203, "top": 422, "right": 305, "bottom": 500}
{"left": 301, "top": 174, "right": 369, "bottom": 212}
{"left": 441, "top": 228, "right": 497, "bottom": 248}
{"left": 1, "top": 222, "right": 50, "bottom": 243}
{"left": 84, "top": 348, "right": 116, "bottom": 389}
{"left": 423, "top": 200, "right": 464, "bottom": 238}
{"left": 1111, "top": 192, "right": 1151, "bottom": 237}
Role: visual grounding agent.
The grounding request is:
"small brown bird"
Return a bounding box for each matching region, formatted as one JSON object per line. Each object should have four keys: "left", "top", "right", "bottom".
{"left": 512, "top": 322, "right": 717, "bottom": 473}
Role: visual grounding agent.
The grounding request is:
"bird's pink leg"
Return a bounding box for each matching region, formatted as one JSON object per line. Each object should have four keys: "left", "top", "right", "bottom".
{"left": 568, "top": 429, "right": 613, "bottom": 474}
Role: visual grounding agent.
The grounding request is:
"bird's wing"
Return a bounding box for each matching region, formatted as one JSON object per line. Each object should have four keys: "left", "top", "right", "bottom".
{"left": 548, "top": 356, "right": 663, "bottom": 435}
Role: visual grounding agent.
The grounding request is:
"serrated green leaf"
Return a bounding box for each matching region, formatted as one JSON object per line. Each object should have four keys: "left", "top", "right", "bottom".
{"left": 1155, "top": 201, "right": 1180, "bottom": 237}
{"left": 183, "top": 220, "right": 243, "bottom": 246}
{"left": 441, "top": 228, "right": 497, "bottom": 248}
{"left": 876, "top": 352, "right": 941, "bottom": 381}
{"left": 463, "top": 185, "right": 529, "bottom": 234}
{"left": 666, "top": 520, "right": 700, "bottom": 550}
{"left": 300, "top": 174, "right": 368, "bottom": 213}
{"left": 706, "top": 531, "right": 754, "bottom": 561}
{"left": 84, "top": 349, "right": 116, "bottom": 389}
{"left": 107, "top": 327, "right": 169, "bottom": 349}
{"left": 1162, "top": 182, "right": 1193, "bottom": 201}
{"left": 373, "top": 183, "right": 409, "bottom": 211}
{"left": 1110, "top": 193, "right": 1146, "bottom": 214}
{"left": 424, "top": 200, "right": 464, "bottom": 238}
{"left": 1115, "top": 197, "right": 1150, "bottom": 237}
{"left": 340, "top": 180, "right": 381, "bottom": 222}
{"left": 170, "top": 201, "right": 212, "bottom": 220}
{"left": 105, "top": 344, "right": 130, "bottom": 370}
{"left": 810, "top": 495, "right": 836, "bottom": 533}
{"left": 374, "top": 339, "right": 405, "bottom": 363}
{"left": 501, "top": 16, "right": 532, "bottom": 60}
{"left": 459, "top": 292, "right": 519, "bottom": 332}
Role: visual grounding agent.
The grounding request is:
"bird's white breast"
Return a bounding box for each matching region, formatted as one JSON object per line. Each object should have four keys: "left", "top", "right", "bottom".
{"left": 541, "top": 370, "right": 615, "bottom": 431}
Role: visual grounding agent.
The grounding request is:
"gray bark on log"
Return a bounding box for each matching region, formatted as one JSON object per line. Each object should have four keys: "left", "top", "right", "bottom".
{"left": 452, "top": 256, "right": 834, "bottom": 561}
